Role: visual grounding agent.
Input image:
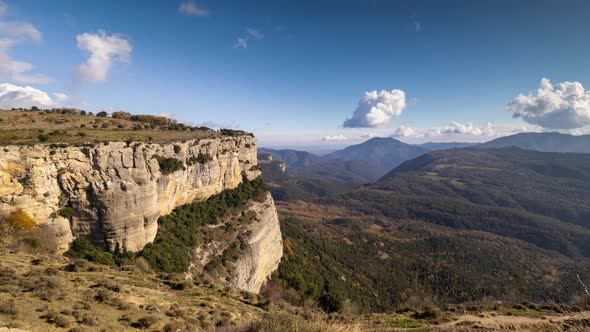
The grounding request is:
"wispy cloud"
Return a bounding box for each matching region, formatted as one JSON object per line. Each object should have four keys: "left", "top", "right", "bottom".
{"left": 414, "top": 20, "right": 422, "bottom": 32}
{"left": 0, "top": 2, "right": 50, "bottom": 84}
{"left": 232, "top": 37, "right": 248, "bottom": 49}
{"left": 247, "top": 28, "right": 264, "bottom": 40}
{"left": 75, "top": 30, "right": 132, "bottom": 84}
{"left": 178, "top": 1, "right": 209, "bottom": 17}
{"left": 232, "top": 27, "right": 265, "bottom": 49}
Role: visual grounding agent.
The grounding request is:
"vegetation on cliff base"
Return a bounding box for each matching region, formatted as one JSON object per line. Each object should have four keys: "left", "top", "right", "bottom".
{"left": 142, "top": 176, "right": 268, "bottom": 273}
{"left": 0, "top": 209, "right": 36, "bottom": 235}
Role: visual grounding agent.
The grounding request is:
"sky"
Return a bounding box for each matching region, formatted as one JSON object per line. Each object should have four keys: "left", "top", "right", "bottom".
{"left": 0, "top": 0, "right": 589, "bottom": 150}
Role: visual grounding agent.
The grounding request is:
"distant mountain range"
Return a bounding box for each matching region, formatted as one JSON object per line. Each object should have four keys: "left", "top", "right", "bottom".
{"left": 259, "top": 132, "right": 590, "bottom": 199}
{"left": 323, "top": 137, "right": 428, "bottom": 176}
{"left": 477, "top": 132, "right": 590, "bottom": 153}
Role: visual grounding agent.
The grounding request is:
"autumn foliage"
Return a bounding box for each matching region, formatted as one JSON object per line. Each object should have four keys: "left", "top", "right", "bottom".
{"left": 1, "top": 209, "right": 36, "bottom": 234}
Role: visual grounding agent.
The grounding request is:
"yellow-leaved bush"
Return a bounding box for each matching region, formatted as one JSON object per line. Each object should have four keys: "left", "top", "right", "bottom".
{"left": 1, "top": 209, "right": 37, "bottom": 233}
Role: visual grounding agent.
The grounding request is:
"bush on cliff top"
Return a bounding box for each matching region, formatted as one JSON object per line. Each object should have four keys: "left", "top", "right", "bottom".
{"left": 141, "top": 176, "right": 268, "bottom": 273}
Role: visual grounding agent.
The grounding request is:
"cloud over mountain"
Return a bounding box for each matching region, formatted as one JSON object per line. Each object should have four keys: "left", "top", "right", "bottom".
{"left": 391, "top": 126, "right": 416, "bottom": 138}
{"left": 427, "top": 122, "right": 495, "bottom": 137}
{"left": 508, "top": 78, "right": 590, "bottom": 130}
{"left": 75, "top": 31, "right": 132, "bottom": 84}
{"left": 322, "top": 134, "right": 347, "bottom": 141}
{"left": 343, "top": 90, "right": 407, "bottom": 128}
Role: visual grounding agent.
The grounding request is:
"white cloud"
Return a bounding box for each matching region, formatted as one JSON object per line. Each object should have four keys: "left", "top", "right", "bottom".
{"left": 391, "top": 126, "right": 416, "bottom": 138}
{"left": 322, "top": 134, "right": 347, "bottom": 141}
{"left": 178, "top": 1, "right": 209, "bottom": 17}
{"left": 0, "top": 21, "right": 41, "bottom": 41}
{"left": 360, "top": 132, "right": 385, "bottom": 139}
{"left": 247, "top": 28, "right": 264, "bottom": 40}
{"left": 508, "top": 78, "right": 590, "bottom": 130}
{"left": 232, "top": 37, "right": 248, "bottom": 49}
{"left": 233, "top": 28, "right": 264, "bottom": 49}
{"left": 343, "top": 89, "right": 407, "bottom": 128}
{"left": 0, "top": 83, "right": 56, "bottom": 109}
{"left": 427, "top": 122, "right": 495, "bottom": 137}
{"left": 53, "top": 93, "right": 68, "bottom": 103}
{"left": 0, "top": 3, "right": 49, "bottom": 84}
{"left": 158, "top": 112, "right": 174, "bottom": 119}
{"left": 75, "top": 31, "right": 132, "bottom": 84}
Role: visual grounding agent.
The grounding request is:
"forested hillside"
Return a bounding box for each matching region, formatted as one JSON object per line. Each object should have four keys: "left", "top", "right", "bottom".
{"left": 276, "top": 148, "right": 590, "bottom": 312}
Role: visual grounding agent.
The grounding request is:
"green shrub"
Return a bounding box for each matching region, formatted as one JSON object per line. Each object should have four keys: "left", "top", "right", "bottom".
{"left": 23, "top": 237, "right": 43, "bottom": 250}
{"left": 58, "top": 207, "right": 74, "bottom": 220}
{"left": 318, "top": 291, "right": 344, "bottom": 313}
{"left": 153, "top": 155, "right": 185, "bottom": 174}
{"left": 38, "top": 134, "right": 49, "bottom": 142}
{"left": 174, "top": 145, "right": 181, "bottom": 154}
{"left": 141, "top": 177, "right": 268, "bottom": 273}
{"left": 65, "top": 236, "right": 115, "bottom": 265}
{"left": 219, "top": 128, "right": 253, "bottom": 137}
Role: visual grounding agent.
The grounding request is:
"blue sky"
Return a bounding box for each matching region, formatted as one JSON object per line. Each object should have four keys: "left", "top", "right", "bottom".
{"left": 1, "top": 0, "right": 590, "bottom": 149}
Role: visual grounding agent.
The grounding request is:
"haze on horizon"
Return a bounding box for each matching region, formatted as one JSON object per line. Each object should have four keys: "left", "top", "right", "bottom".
{"left": 0, "top": 0, "right": 589, "bottom": 149}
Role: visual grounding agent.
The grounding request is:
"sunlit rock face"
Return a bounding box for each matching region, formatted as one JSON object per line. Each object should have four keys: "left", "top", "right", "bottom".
{"left": 0, "top": 136, "right": 260, "bottom": 252}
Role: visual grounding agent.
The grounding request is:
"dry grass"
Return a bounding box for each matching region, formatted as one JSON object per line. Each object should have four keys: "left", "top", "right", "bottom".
{"left": 0, "top": 110, "right": 220, "bottom": 145}
{"left": 0, "top": 245, "right": 265, "bottom": 331}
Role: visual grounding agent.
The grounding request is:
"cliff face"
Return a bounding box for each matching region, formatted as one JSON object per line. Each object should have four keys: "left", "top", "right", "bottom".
{"left": 230, "top": 193, "right": 283, "bottom": 293}
{"left": 190, "top": 193, "right": 282, "bottom": 294}
{"left": 0, "top": 136, "right": 260, "bottom": 252}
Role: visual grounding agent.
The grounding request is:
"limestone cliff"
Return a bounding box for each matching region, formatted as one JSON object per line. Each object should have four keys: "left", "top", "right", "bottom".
{"left": 190, "top": 193, "right": 283, "bottom": 293}
{"left": 0, "top": 136, "right": 260, "bottom": 252}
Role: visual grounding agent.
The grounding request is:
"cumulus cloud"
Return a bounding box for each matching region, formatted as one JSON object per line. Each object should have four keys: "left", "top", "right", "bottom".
{"left": 75, "top": 31, "right": 132, "bottom": 84}
{"left": 427, "top": 122, "right": 495, "bottom": 137}
{"left": 508, "top": 78, "right": 590, "bottom": 130}
{"left": 391, "top": 126, "right": 416, "bottom": 138}
{"left": 322, "top": 134, "right": 347, "bottom": 141}
{"left": 0, "top": 83, "right": 57, "bottom": 109}
{"left": 343, "top": 89, "right": 407, "bottom": 128}
{"left": 0, "top": 3, "right": 49, "bottom": 84}
{"left": 178, "top": 1, "right": 209, "bottom": 17}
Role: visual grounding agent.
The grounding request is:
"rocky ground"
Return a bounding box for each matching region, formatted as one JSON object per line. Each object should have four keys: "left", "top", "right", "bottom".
{"left": 1, "top": 242, "right": 589, "bottom": 332}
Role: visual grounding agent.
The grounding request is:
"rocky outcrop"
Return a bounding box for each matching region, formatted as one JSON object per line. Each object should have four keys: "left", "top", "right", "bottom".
{"left": 0, "top": 136, "right": 260, "bottom": 252}
{"left": 190, "top": 193, "right": 282, "bottom": 294}
{"left": 229, "top": 193, "right": 282, "bottom": 293}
